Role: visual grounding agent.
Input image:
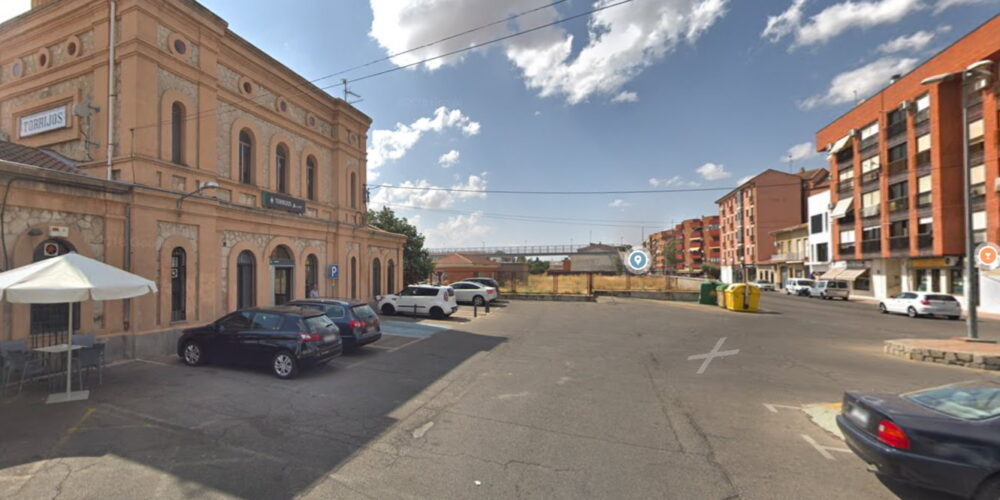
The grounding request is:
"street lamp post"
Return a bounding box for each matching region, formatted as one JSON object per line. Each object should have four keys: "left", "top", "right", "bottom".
{"left": 921, "top": 60, "right": 993, "bottom": 341}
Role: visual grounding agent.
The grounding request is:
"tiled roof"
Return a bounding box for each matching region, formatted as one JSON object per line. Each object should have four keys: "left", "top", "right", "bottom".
{"left": 0, "top": 141, "right": 81, "bottom": 174}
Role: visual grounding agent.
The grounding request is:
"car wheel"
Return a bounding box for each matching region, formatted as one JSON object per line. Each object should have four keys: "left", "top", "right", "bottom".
{"left": 272, "top": 351, "right": 299, "bottom": 379}
{"left": 974, "top": 474, "right": 1000, "bottom": 500}
{"left": 429, "top": 307, "right": 445, "bottom": 320}
{"left": 907, "top": 307, "right": 918, "bottom": 318}
{"left": 949, "top": 315, "right": 961, "bottom": 321}
{"left": 182, "top": 341, "right": 204, "bottom": 366}
{"left": 473, "top": 295, "right": 485, "bottom": 306}
{"left": 381, "top": 304, "right": 396, "bottom": 315}
{"left": 878, "top": 303, "right": 888, "bottom": 314}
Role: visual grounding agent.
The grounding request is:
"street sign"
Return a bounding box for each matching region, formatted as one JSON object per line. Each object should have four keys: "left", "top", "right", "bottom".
{"left": 625, "top": 248, "right": 652, "bottom": 274}
{"left": 328, "top": 264, "right": 339, "bottom": 279}
{"left": 976, "top": 243, "right": 1000, "bottom": 271}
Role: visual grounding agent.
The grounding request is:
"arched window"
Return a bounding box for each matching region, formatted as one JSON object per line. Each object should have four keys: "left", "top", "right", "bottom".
{"left": 350, "top": 256, "right": 357, "bottom": 299}
{"left": 350, "top": 172, "right": 357, "bottom": 209}
{"left": 170, "top": 247, "right": 186, "bottom": 321}
{"left": 237, "top": 250, "right": 256, "bottom": 309}
{"left": 305, "top": 254, "right": 318, "bottom": 297}
{"left": 171, "top": 102, "right": 185, "bottom": 165}
{"left": 306, "top": 156, "right": 316, "bottom": 201}
{"left": 372, "top": 258, "right": 381, "bottom": 297}
{"left": 276, "top": 144, "right": 289, "bottom": 193}
{"left": 387, "top": 260, "right": 395, "bottom": 294}
{"left": 31, "top": 239, "right": 79, "bottom": 336}
{"left": 239, "top": 129, "right": 253, "bottom": 184}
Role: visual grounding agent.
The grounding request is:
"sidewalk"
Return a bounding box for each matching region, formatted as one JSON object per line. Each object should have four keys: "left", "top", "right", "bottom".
{"left": 849, "top": 293, "right": 1000, "bottom": 321}
{"left": 885, "top": 338, "right": 1000, "bottom": 370}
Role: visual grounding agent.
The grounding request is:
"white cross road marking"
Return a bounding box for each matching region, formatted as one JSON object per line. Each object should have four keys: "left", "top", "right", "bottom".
{"left": 764, "top": 403, "right": 802, "bottom": 413}
{"left": 687, "top": 337, "right": 740, "bottom": 374}
{"left": 801, "top": 434, "right": 852, "bottom": 460}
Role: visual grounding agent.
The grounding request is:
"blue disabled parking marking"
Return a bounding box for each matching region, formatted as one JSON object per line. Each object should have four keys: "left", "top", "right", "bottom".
{"left": 381, "top": 320, "right": 450, "bottom": 338}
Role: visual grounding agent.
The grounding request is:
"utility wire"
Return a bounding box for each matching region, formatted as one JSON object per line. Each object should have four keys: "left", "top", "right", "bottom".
{"left": 381, "top": 202, "right": 668, "bottom": 225}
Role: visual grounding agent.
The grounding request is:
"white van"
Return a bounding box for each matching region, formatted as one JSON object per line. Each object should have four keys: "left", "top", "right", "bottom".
{"left": 808, "top": 280, "right": 850, "bottom": 300}
{"left": 784, "top": 279, "right": 815, "bottom": 296}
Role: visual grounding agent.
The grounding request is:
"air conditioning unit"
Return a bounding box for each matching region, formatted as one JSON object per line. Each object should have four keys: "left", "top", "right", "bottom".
{"left": 900, "top": 100, "right": 912, "bottom": 112}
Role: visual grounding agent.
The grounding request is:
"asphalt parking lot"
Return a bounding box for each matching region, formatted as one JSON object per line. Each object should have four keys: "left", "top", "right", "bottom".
{"left": 1, "top": 295, "right": 997, "bottom": 499}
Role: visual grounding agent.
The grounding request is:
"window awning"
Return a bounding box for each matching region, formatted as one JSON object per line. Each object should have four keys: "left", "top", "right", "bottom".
{"left": 831, "top": 197, "right": 853, "bottom": 219}
{"left": 828, "top": 134, "right": 852, "bottom": 156}
{"left": 820, "top": 268, "right": 844, "bottom": 279}
{"left": 837, "top": 268, "right": 868, "bottom": 281}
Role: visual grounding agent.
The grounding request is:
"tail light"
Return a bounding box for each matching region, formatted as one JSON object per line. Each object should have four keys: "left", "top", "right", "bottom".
{"left": 298, "top": 332, "right": 322, "bottom": 342}
{"left": 920, "top": 299, "right": 931, "bottom": 306}
{"left": 349, "top": 320, "right": 366, "bottom": 329}
{"left": 487, "top": 289, "right": 495, "bottom": 295}
{"left": 877, "top": 419, "right": 911, "bottom": 450}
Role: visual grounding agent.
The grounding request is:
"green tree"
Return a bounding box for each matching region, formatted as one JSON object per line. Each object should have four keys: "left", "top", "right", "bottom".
{"left": 367, "top": 207, "right": 434, "bottom": 286}
{"left": 528, "top": 257, "right": 549, "bottom": 274}
{"left": 658, "top": 239, "right": 682, "bottom": 272}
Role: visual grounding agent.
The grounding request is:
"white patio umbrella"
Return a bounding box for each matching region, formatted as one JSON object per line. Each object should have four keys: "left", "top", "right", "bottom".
{"left": 0, "top": 252, "right": 157, "bottom": 404}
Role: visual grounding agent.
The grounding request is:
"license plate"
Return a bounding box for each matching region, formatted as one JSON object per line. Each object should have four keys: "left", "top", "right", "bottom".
{"left": 847, "top": 405, "right": 870, "bottom": 427}
{"left": 323, "top": 334, "right": 336, "bottom": 342}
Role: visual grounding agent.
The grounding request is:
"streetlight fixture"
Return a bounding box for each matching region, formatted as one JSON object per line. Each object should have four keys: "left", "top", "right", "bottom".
{"left": 176, "top": 181, "right": 220, "bottom": 210}
{"left": 920, "top": 59, "right": 994, "bottom": 341}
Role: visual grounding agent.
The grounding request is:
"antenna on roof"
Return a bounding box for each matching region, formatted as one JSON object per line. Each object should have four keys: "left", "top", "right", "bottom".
{"left": 341, "top": 79, "right": 363, "bottom": 105}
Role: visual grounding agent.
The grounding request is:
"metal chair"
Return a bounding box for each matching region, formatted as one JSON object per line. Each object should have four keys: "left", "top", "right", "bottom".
{"left": 1, "top": 350, "right": 48, "bottom": 396}
{"left": 71, "top": 334, "right": 95, "bottom": 348}
{"left": 73, "top": 343, "right": 105, "bottom": 388}
{"left": 0, "top": 340, "right": 28, "bottom": 353}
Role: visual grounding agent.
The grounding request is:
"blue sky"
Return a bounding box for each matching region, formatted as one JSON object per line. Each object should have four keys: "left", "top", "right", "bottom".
{"left": 2, "top": 0, "right": 998, "bottom": 249}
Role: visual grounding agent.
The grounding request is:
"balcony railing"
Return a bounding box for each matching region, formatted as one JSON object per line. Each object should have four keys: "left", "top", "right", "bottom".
{"left": 889, "top": 236, "right": 909, "bottom": 251}
{"left": 918, "top": 233, "right": 933, "bottom": 249}
{"left": 972, "top": 183, "right": 986, "bottom": 202}
{"left": 839, "top": 244, "right": 855, "bottom": 255}
{"left": 888, "top": 158, "right": 907, "bottom": 177}
{"left": 861, "top": 240, "right": 881, "bottom": 253}
{"left": 860, "top": 136, "right": 879, "bottom": 151}
{"left": 861, "top": 205, "right": 880, "bottom": 218}
{"left": 838, "top": 179, "right": 855, "bottom": 194}
{"left": 915, "top": 150, "right": 931, "bottom": 169}
{"left": 888, "top": 197, "right": 909, "bottom": 213}
{"left": 887, "top": 121, "right": 907, "bottom": 138}
{"left": 771, "top": 252, "right": 805, "bottom": 262}
{"left": 861, "top": 170, "right": 880, "bottom": 185}
{"left": 917, "top": 192, "right": 932, "bottom": 208}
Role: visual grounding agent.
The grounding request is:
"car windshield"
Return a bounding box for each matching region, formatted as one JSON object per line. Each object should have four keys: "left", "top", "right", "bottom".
{"left": 799, "top": 280, "right": 815, "bottom": 287}
{"left": 303, "top": 315, "right": 336, "bottom": 334}
{"left": 905, "top": 382, "right": 1000, "bottom": 420}
{"left": 927, "top": 294, "right": 957, "bottom": 302}
{"left": 351, "top": 304, "right": 378, "bottom": 320}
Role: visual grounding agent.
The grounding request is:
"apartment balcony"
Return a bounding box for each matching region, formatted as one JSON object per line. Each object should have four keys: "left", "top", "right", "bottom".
{"left": 888, "top": 197, "right": 909, "bottom": 213}
{"left": 861, "top": 240, "right": 881, "bottom": 254}
{"left": 838, "top": 179, "right": 855, "bottom": 196}
{"left": 915, "top": 150, "right": 931, "bottom": 170}
{"left": 917, "top": 233, "right": 933, "bottom": 249}
{"left": 888, "top": 158, "right": 907, "bottom": 179}
{"left": 972, "top": 183, "right": 986, "bottom": 204}
{"left": 861, "top": 170, "right": 880, "bottom": 186}
{"left": 889, "top": 236, "right": 909, "bottom": 251}
{"left": 917, "top": 192, "right": 932, "bottom": 209}
{"left": 860, "top": 136, "right": 879, "bottom": 152}
{"left": 861, "top": 205, "right": 881, "bottom": 219}
{"left": 838, "top": 244, "right": 855, "bottom": 255}
{"left": 770, "top": 252, "right": 805, "bottom": 262}
{"left": 690, "top": 232, "right": 703, "bottom": 240}
{"left": 887, "top": 121, "right": 906, "bottom": 139}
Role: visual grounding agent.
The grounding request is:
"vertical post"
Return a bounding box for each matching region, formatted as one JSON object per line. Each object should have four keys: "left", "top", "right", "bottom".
{"left": 961, "top": 76, "right": 979, "bottom": 339}
{"left": 65, "top": 302, "right": 72, "bottom": 396}
{"left": 587, "top": 272, "right": 594, "bottom": 296}
{"left": 625, "top": 273, "right": 631, "bottom": 291}
{"left": 552, "top": 274, "right": 558, "bottom": 294}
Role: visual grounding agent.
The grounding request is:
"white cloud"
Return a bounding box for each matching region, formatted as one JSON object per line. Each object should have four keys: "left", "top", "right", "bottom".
{"left": 799, "top": 56, "right": 919, "bottom": 109}
{"left": 935, "top": 0, "right": 993, "bottom": 13}
{"left": 369, "top": 0, "right": 730, "bottom": 105}
{"left": 609, "top": 199, "right": 631, "bottom": 208}
{"left": 367, "top": 106, "right": 480, "bottom": 179}
{"left": 696, "top": 162, "right": 732, "bottom": 181}
{"left": 370, "top": 173, "right": 487, "bottom": 210}
{"left": 611, "top": 91, "right": 639, "bottom": 103}
{"left": 533, "top": 110, "right": 542, "bottom": 116}
{"left": 424, "top": 211, "right": 492, "bottom": 248}
{"left": 648, "top": 176, "right": 701, "bottom": 187}
{"left": 785, "top": 142, "right": 820, "bottom": 162}
{"left": 763, "top": 0, "right": 925, "bottom": 48}
{"left": 877, "top": 26, "right": 949, "bottom": 53}
{"left": 438, "top": 149, "right": 460, "bottom": 167}
{"left": 0, "top": 0, "right": 29, "bottom": 24}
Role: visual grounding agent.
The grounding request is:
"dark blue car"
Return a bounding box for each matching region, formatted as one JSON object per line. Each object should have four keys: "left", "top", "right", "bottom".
{"left": 837, "top": 380, "right": 1000, "bottom": 499}
{"left": 289, "top": 299, "right": 382, "bottom": 350}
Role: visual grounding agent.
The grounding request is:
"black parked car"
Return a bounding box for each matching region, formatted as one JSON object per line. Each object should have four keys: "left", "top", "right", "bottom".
{"left": 177, "top": 306, "right": 343, "bottom": 379}
{"left": 837, "top": 380, "right": 1000, "bottom": 499}
{"left": 288, "top": 298, "right": 382, "bottom": 350}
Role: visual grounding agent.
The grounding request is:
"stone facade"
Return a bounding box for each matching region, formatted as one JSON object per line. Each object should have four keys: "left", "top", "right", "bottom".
{"left": 884, "top": 339, "right": 1000, "bottom": 370}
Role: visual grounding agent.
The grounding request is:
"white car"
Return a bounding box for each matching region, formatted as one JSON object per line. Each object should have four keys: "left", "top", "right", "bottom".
{"left": 752, "top": 280, "right": 776, "bottom": 292}
{"left": 448, "top": 281, "right": 497, "bottom": 305}
{"left": 784, "top": 278, "right": 815, "bottom": 296}
{"left": 878, "top": 291, "right": 962, "bottom": 320}
{"left": 378, "top": 285, "right": 459, "bottom": 319}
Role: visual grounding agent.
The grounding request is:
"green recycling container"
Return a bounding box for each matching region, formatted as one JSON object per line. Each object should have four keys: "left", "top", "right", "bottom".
{"left": 699, "top": 281, "right": 720, "bottom": 305}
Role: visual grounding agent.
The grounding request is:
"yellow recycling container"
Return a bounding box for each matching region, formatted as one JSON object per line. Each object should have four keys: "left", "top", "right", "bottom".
{"left": 725, "top": 283, "right": 761, "bottom": 312}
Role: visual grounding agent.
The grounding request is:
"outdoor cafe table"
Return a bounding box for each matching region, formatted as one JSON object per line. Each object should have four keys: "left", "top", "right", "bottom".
{"left": 34, "top": 344, "right": 85, "bottom": 354}
{"left": 33, "top": 344, "right": 85, "bottom": 390}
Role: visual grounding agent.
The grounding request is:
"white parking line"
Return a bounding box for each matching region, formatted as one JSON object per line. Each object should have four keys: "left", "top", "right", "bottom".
{"left": 763, "top": 403, "right": 802, "bottom": 413}
{"left": 801, "top": 434, "right": 851, "bottom": 460}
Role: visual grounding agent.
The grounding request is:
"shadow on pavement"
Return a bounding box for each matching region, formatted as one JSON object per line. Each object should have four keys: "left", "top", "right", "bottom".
{"left": 877, "top": 476, "right": 964, "bottom": 500}
{"left": 0, "top": 328, "right": 505, "bottom": 499}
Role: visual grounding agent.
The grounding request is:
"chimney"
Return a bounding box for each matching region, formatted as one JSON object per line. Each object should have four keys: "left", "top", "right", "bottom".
{"left": 889, "top": 74, "right": 902, "bottom": 84}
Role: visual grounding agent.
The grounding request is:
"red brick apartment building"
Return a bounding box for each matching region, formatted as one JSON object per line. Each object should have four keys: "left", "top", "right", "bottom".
{"left": 646, "top": 216, "right": 720, "bottom": 275}
{"left": 815, "top": 14, "right": 999, "bottom": 312}
{"left": 716, "top": 169, "right": 828, "bottom": 283}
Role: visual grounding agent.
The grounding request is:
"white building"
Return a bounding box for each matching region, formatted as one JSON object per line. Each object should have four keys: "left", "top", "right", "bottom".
{"left": 806, "top": 185, "right": 831, "bottom": 278}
